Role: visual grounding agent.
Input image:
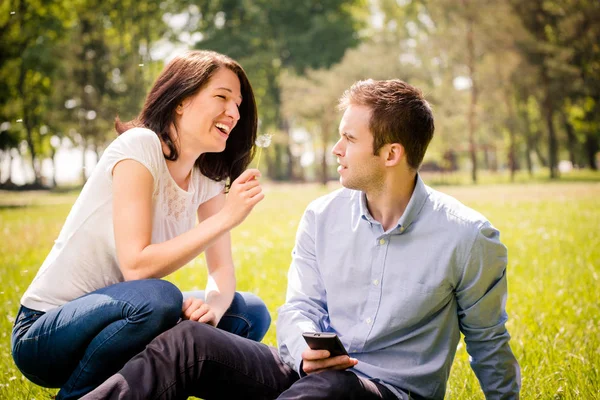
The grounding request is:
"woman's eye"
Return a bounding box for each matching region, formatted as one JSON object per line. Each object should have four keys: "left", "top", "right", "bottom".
{"left": 216, "top": 95, "right": 226, "bottom": 99}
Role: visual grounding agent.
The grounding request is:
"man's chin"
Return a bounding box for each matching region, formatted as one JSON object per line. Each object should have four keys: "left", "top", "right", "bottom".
{"left": 340, "top": 178, "right": 358, "bottom": 190}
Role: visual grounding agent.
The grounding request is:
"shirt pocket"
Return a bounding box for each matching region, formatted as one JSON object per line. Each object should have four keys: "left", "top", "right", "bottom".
{"left": 383, "top": 281, "right": 452, "bottom": 328}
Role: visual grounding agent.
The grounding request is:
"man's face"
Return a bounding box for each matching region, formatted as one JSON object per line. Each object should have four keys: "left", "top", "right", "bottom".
{"left": 331, "top": 104, "right": 385, "bottom": 192}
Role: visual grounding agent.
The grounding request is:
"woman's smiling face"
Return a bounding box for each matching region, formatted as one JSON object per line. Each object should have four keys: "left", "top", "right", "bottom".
{"left": 175, "top": 67, "right": 242, "bottom": 154}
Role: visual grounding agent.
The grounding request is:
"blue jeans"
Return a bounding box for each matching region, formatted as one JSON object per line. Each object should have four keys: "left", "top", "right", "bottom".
{"left": 11, "top": 279, "right": 271, "bottom": 400}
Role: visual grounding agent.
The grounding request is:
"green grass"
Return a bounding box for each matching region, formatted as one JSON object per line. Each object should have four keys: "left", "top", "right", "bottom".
{"left": 1, "top": 180, "right": 599, "bottom": 399}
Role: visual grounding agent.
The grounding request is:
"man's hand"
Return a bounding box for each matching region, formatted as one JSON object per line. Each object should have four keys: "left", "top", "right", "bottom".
{"left": 301, "top": 347, "right": 358, "bottom": 375}
{"left": 182, "top": 297, "right": 218, "bottom": 326}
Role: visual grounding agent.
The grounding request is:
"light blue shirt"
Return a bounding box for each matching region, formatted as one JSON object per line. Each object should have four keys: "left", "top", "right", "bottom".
{"left": 277, "top": 176, "right": 520, "bottom": 399}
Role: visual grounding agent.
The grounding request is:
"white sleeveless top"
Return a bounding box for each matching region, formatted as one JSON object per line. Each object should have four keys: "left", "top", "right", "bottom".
{"left": 21, "top": 128, "right": 225, "bottom": 311}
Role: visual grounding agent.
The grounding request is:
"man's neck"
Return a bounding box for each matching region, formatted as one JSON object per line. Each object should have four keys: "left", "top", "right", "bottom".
{"left": 365, "top": 171, "right": 417, "bottom": 232}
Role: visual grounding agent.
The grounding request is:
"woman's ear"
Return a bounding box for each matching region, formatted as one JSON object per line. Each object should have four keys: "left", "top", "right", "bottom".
{"left": 384, "top": 143, "right": 404, "bottom": 166}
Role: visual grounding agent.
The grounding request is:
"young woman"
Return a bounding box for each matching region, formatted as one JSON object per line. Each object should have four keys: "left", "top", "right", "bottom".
{"left": 11, "top": 50, "right": 270, "bottom": 400}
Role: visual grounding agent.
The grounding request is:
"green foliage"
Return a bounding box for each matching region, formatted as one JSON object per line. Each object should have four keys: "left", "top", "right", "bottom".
{"left": 0, "top": 0, "right": 172, "bottom": 185}
{"left": 1, "top": 1, "right": 598, "bottom": 184}
{"left": 0, "top": 0, "right": 78, "bottom": 183}
{"left": 1, "top": 181, "right": 600, "bottom": 398}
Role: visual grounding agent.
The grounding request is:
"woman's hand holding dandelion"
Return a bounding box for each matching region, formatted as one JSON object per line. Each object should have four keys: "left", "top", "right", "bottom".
{"left": 219, "top": 169, "right": 264, "bottom": 229}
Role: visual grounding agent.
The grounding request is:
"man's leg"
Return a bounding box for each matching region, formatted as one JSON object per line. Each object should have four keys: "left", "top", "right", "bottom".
{"left": 277, "top": 370, "right": 400, "bottom": 400}
{"left": 82, "top": 321, "right": 299, "bottom": 400}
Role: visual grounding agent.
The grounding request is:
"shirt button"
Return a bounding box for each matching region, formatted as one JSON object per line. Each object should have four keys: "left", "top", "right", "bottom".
{"left": 366, "top": 317, "right": 372, "bottom": 324}
{"left": 379, "top": 238, "right": 386, "bottom": 245}
{"left": 373, "top": 279, "right": 379, "bottom": 286}
{"left": 399, "top": 227, "right": 405, "bottom": 233}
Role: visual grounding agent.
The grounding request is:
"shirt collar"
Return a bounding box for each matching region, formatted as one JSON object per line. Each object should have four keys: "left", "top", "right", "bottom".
{"left": 358, "top": 174, "right": 430, "bottom": 233}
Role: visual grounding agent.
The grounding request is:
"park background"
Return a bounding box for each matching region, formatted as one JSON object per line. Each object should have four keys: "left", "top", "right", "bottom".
{"left": 1, "top": 0, "right": 599, "bottom": 399}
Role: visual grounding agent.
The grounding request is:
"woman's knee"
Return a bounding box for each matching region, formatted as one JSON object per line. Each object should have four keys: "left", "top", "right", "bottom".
{"left": 232, "top": 292, "right": 271, "bottom": 341}
{"left": 132, "top": 280, "right": 182, "bottom": 327}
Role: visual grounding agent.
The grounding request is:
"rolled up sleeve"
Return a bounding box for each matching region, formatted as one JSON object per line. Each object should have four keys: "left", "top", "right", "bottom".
{"left": 456, "top": 222, "right": 521, "bottom": 399}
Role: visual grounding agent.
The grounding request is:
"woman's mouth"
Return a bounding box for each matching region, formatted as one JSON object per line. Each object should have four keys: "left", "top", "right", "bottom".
{"left": 215, "top": 123, "right": 230, "bottom": 138}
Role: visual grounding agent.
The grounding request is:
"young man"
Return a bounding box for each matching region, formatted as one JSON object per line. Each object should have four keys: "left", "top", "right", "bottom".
{"left": 83, "top": 79, "right": 520, "bottom": 400}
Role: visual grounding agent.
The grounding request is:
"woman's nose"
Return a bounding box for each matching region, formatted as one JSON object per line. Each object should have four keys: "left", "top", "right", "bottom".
{"left": 226, "top": 102, "right": 240, "bottom": 121}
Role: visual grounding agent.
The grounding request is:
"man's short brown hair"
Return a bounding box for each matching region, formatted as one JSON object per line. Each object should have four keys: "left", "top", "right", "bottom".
{"left": 338, "top": 79, "right": 435, "bottom": 170}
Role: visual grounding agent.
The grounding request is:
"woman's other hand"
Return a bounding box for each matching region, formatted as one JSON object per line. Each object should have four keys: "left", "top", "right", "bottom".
{"left": 182, "top": 297, "right": 218, "bottom": 326}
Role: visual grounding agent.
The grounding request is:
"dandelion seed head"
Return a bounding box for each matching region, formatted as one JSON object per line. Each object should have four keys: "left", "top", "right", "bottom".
{"left": 255, "top": 133, "right": 272, "bottom": 148}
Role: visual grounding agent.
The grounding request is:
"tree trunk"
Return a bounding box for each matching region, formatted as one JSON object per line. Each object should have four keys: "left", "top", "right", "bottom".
{"left": 0, "top": 152, "right": 5, "bottom": 184}
{"left": 23, "top": 122, "right": 41, "bottom": 185}
{"left": 481, "top": 145, "right": 489, "bottom": 170}
{"left": 544, "top": 104, "right": 558, "bottom": 178}
{"left": 18, "top": 57, "right": 41, "bottom": 185}
{"left": 585, "top": 135, "right": 598, "bottom": 170}
{"left": 525, "top": 137, "right": 533, "bottom": 177}
{"left": 561, "top": 111, "right": 577, "bottom": 166}
{"left": 464, "top": 7, "right": 478, "bottom": 183}
{"left": 281, "top": 118, "right": 294, "bottom": 181}
{"left": 518, "top": 101, "right": 534, "bottom": 176}
{"left": 534, "top": 141, "right": 548, "bottom": 168}
{"left": 0, "top": 152, "right": 6, "bottom": 184}
{"left": 7, "top": 150, "right": 13, "bottom": 184}
{"left": 503, "top": 90, "right": 517, "bottom": 182}
{"left": 320, "top": 116, "right": 331, "bottom": 186}
{"left": 541, "top": 71, "right": 558, "bottom": 179}
{"left": 51, "top": 147, "right": 58, "bottom": 188}
{"left": 81, "top": 138, "right": 87, "bottom": 184}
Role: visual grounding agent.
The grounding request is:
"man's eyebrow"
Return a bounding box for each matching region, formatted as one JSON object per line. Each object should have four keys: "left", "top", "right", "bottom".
{"left": 340, "top": 131, "right": 355, "bottom": 139}
{"left": 215, "top": 87, "right": 243, "bottom": 101}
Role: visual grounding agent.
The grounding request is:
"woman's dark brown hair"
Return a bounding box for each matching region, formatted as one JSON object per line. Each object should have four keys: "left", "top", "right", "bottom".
{"left": 115, "top": 50, "right": 257, "bottom": 185}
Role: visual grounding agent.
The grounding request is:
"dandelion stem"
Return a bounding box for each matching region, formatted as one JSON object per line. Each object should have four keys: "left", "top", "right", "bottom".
{"left": 256, "top": 148, "right": 263, "bottom": 170}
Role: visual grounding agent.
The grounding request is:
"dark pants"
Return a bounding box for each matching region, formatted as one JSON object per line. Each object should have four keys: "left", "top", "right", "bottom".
{"left": 82, "top": 321, "right": 401, "bottom": 400}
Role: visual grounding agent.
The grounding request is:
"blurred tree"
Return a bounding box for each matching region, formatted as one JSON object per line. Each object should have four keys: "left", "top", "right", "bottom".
{"left": 0, "top": 0, "right": 76, "bottom": 185}
{"left": 282, "top": 38, "right": 426, "bottom": 184}
{"left": 559, "top": 0, "right": 600, "bottom": 170}
{"left": 378, "top": 0, "right": 520, "bottom": 182}
{"left": 509, "top": 0, "right": 595, "bottom": 177}
{"left": 61, "top": 0, "right": 169, "bottom": 183}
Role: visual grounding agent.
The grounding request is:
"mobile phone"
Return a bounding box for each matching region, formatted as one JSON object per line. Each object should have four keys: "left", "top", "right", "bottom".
{"left": 302, "top": 332, "right": 349, "bottom": 357}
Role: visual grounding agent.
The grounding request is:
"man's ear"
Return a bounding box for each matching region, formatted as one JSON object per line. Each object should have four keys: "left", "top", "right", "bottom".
{"left": 384, "top": 143, "right": 404, "bottom": 166}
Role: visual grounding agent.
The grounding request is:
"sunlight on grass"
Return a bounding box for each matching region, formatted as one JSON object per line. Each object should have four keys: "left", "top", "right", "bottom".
{"left": 1, "top": 181, "right": 598, "bottom": 399}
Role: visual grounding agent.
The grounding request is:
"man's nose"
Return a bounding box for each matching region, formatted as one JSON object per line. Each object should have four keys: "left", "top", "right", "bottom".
{"left": 331, "top": 139, "right": 344, "bottom": 156}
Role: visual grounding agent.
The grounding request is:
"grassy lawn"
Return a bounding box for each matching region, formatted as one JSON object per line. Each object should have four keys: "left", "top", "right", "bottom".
{"left": 1, "top": 178, "right": 599, "bottom": 399}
